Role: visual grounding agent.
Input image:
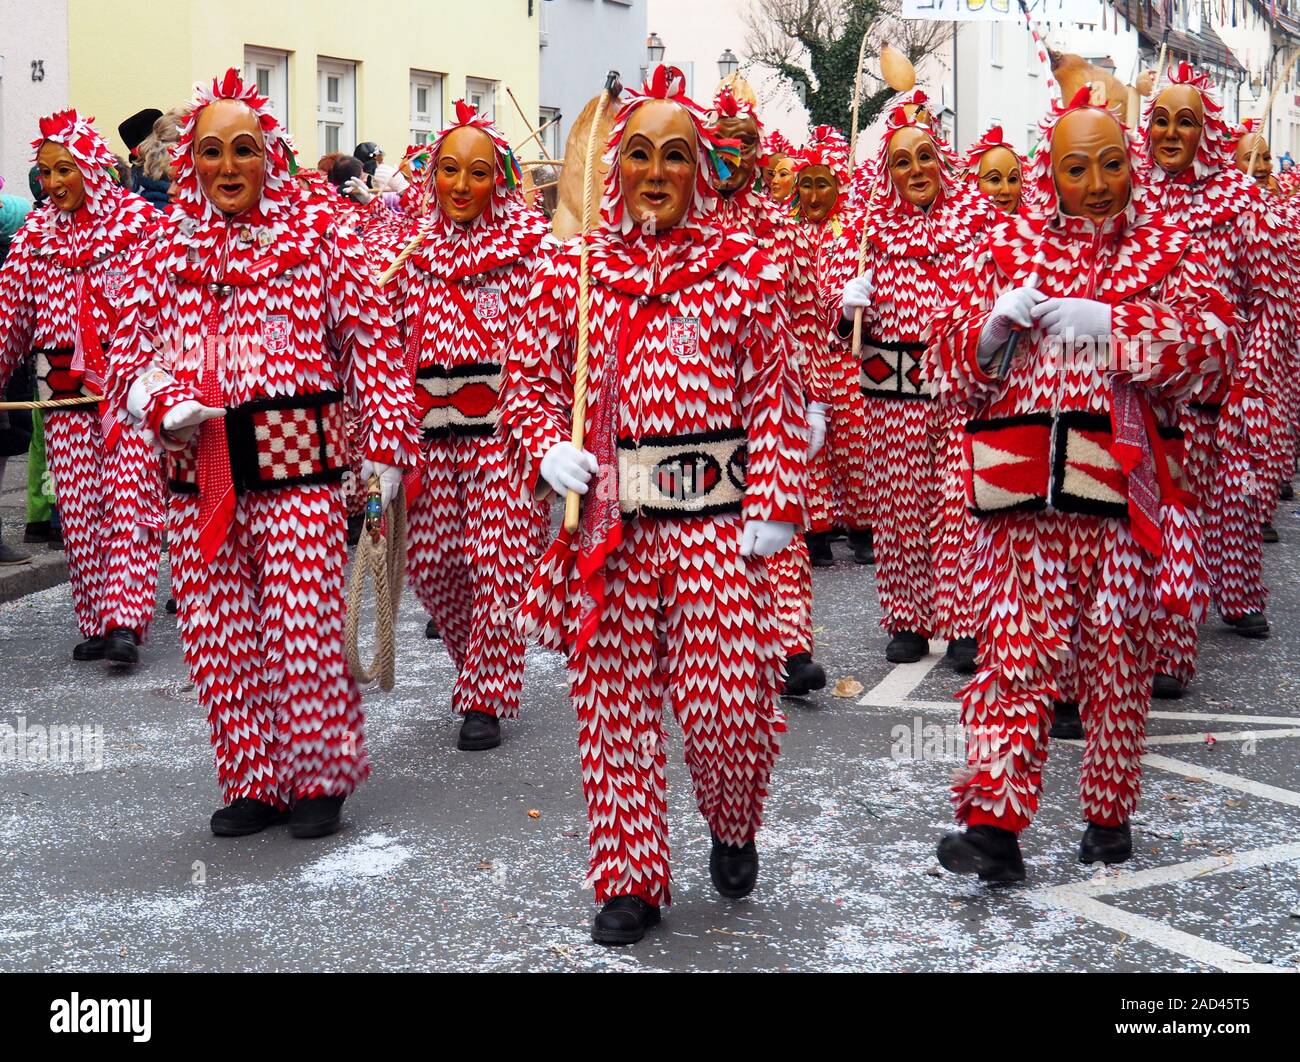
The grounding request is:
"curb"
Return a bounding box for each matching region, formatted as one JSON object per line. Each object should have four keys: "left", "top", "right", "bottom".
{"left": 0, "top": 548, "right": 69, "bottom": 604}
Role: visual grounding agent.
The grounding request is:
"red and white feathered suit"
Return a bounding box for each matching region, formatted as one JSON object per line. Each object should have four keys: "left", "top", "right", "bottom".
{"left": 1141, "top": 67, "right": 1295, "bottom": 685}
{"left": 929, "top": 100, "right": 1235, "bottom": 833}
{"left": 107, "top": 71, "right": 420, "bottom": 808}
{"left": 499, "top": 74, "right": 806, "bottom": 907}
{"left": 821, "top": 95, "right": 988, "bottom": 641}
{"left": 0, "top": 111, "right": 162, "bottom": 644}
{"left": 795, "top": 127, "right": 869, "bottom": 535}
{"left": 381, "top": 103, "right": 554, "bottom": 721}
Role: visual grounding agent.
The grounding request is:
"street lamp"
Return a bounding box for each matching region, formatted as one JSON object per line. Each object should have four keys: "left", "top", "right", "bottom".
{"left": 647, "top": 32, "right": 665, "bottom": 65}
{"left": 718, "top": 48, "right": 739, "bottom": 79}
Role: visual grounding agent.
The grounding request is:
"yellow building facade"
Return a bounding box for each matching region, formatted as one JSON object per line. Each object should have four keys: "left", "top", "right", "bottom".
{"left": 66, "top": 0, "right": 541, "bottom": 165}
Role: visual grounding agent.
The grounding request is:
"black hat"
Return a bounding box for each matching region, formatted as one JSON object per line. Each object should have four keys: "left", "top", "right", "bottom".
{"left": 353, "top": 141, "right": 382, "bottom": 176}
{"left": 118, "top": 108, "right": 163, "bottom": 154}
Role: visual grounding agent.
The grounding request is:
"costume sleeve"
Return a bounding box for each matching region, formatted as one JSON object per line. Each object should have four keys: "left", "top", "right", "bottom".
{"left": 0, "top": 225, "right": 38, "bottom": 394}
{"left": 784, "top": 224, "right": 831, "bottom": 404}
{"left": 736, "top": 250, "right": 807, "bottom": 524}
{"left": 819, "top": 223, "right": 867, "bottom": 351}
{"left": 324, "top": 225, "right": 421, "bottom": 470}
{"left": 498, "top": 249, "right": 577, "bottom": 495}
{"left": 926, "top": 238, "right": 1003, "bottom": 406}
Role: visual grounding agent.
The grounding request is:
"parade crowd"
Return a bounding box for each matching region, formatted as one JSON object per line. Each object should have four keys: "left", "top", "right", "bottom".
{"left": 0, "top": 54, "right": 1295, "bottom": 946}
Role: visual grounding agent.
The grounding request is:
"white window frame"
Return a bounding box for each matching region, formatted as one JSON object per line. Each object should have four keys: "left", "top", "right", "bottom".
{"left": 538, "top": 106, "right": 562, "bottom": 160}
{"left": 466, "top": 77, "right": 497, "bottom": 123}
{"left": 317, "top": 57, "right": 356, "bottom": 158}
{"left": 410, "top": 70, "right": 444, "bottom": 146}
{"left": 989, "top": 24, "right": 1002, "bottom": 69}
{"left": 244, "top": 46, "right": 289, "bottom": 131}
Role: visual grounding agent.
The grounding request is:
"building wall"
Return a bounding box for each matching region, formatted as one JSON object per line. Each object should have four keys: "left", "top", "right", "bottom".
{"left": 539, "top": 0, "right": 646, "bottom": 152}
{"left": 954, "top": 21, "right": 1052, "bottom": 155}
{"left": 64, "top": 0, "right": 540, "bottom": 165}
{"left": 0, "top": 0, "right": 71, "bottom": 199}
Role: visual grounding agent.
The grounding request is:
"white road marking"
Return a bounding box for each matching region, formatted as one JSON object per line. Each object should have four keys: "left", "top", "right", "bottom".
{"left": 1142, "top": 754, "right": 1300, "bottom": 808}
{"left": 1149, "top": 710, "right": 1300, "bottom": 726}
{"left": 857, "top": 648, "right": 948, "bottom": 707}
{"left": 1038, "top": 841, "right": 1300, "bottom": 899}
{"left": 1143, "top": 728, "right": 1300, "bottom": 746}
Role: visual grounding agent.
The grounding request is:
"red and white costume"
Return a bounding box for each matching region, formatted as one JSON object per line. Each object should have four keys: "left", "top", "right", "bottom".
{"left": 381, "top": 101, "right": 554, "bottom": 723}
{"left": 712, "top": 88, "right": 826, "bottom": 666}
{"left": 499, "top": 69, "right": 806, "bottom": 906}
{"left": 107, "top": 71, "right": 420, "bottom": 808}
{"left": 0, "top": 111, "right": 162, "bottom": 645}
{"left": 1141, "top": 66, "right": 1295, "bottom": 684}
{"left": 794, "top": 126, "right": 868, "bottom": 536}
{"left": 822, "top": 94, "right": 988, "bottom": 642}
{"left": 929, "top": 92, "right": 1235, "bottom": 832}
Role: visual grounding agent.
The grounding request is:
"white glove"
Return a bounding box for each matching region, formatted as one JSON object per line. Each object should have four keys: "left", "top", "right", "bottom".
{"left": 540, "top": 442, "right": 598, "bottom": 497}
{"left": 360, "top": 459, "right": 403, "bottom": 513}
{"left": 126, "top": 366, "right": 178, "bottom": 423}
{"left": 342, "top": 176, "right": 375, "bottom": 205}
{"left": 740, "top": 520, "right": 795, "bottom": 558}
{"left": 840, "top": 275, "right": 874, "bottom": 323}
{"left": 806, "top": 401, "right": 829, "bottom": 459}
{"left": 977, "top": 286, "right": 1048, "bottom": 363}
{"left": 1030, "top": 297, "right": 1111, "bottom": 339}
{"left": 160, "top": 400, "right": 225, "bottom": 446}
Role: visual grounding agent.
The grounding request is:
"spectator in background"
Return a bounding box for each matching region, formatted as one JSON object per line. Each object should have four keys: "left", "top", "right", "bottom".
{"left": 316, "top": 152, "right": 346, "bottom": 174}
{"left": 118, "top": 108, "right": 162, "bottom": 166}
{"left": 28, "top": 166, "right": 48, "bottom": 204}
{"left": 354, "top": 141, "right": 383, "bottom": 183}
{"left": 0, "top": 176, "right": 33, "bottom": 564}
{"left": 132, "top": 108, "right": 185, "bottom": 210}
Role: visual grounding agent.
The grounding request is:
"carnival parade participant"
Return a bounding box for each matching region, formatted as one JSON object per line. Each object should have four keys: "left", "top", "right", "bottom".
{"left": 107, "top": 69, "right": 420, "bottom": 840}
{"left": 381, "top": 99, "right": 554, "bottom": 751}
{"left": 967, "top": 125, "right": 1023, "bottom": 215}
{"left": 0, "top": 110, "right": 163, "bottom": 667}
{"left": 826, "top": 91, "right": 988, "bottom": 669}
{"left": 793, "top": 125, "right": 872, "bottom": 568}
{"left": 929, "top": 89, "right": 1235, "bottom": 881}
{"left": 500, "top": 64, "right": 806, "bottom": 945}
{"left": 710, "top": 85, "right": 827, "bottom": 697}
{"left": 1142, "top": 65, "right": 1294, "bottom": 700}
{"left": 760, "top": 130, "right": 797, "bottom": 204}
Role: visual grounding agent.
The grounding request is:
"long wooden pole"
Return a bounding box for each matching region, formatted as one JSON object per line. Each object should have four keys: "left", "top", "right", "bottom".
{"left": 1249, "top": 48, "right": 1290, "bottom": 179}
{"left": 563, "top": 93, "right": 604, "bottom": 534}
{"left": 507, "top": 85, "right": 557, "bottom": 160}
{"left": 847, "top": 28, "right": 872, "bottom": 167}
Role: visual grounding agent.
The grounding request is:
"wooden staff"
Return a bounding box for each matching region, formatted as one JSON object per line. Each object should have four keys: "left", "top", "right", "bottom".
{"left": 0, "top": 394, "right": 101, "bottom": 411}
{"left": 847, "top": 28, "right": 872, "bottom": 167}
{"left": 507, "top": 86, "right": 558, "bottom": 161}
{"left": 1249, "top": 48, "right": 1291, "bottom": 178}
{"left": 563, "top": 88, "right": 604, "bottom": 534}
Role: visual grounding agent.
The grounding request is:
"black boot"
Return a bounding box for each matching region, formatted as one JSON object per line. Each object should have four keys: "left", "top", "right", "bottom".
{"left": 456, "top": 710, "right": 501, "bottom": 751}
{"left": 23, "top": 520, "right": 52, "bottom": 543}
{"left": 1225, "top": 611, "right": 1270, "bottom": 639}
{"left": 709, "top": 833, "right": 759, "bottom": 899}
{"left": 944, "top": 637, "right": 978, "bottom": 675}
{"left": 72, "top": 636, "right": 106, "bottom": 661}
{"left": 885, "top": 631, "right": 929, "bottom": 664}
{"left": 289, "top": 795, "right": 345, "bottom": 838}
{"left": 1152, "top": 673, "right": 1185, "bottom": 700}
{"left": 104, "top": 626, "right": 139, "bottom": 666}
{"left": 1049, "top": 700, "right": 1083, "bottom": 740}
{"left": 425, "top": 617, "right": 441, "bottom": 640}
{"left": 1079, "top": 821, "right": 1132, "bottom": 865}
{"left": 937, "top": 824, "right": 1025, "bottom": 883}
{"left": 210, "top": 798, "right": 287, "bottom": 837}
{"left": 165, "top": 597, "right": 178, "bottom": 614}
{"left": 782, "top": 652, "right": 826, "bottom": 696}
{"left": 805, "top": 531, "right": 834, "bottom": 568}
{"left": 848, "top": 528, "right": 874, "bottom": 565}
{"left": 346, "top": 512, "right": 364, "bottom": 547}
{"left": 0, "top": 541, "right": 30, "bottom": 565}
{"left": 591, "top": 895, "right": 660, "bottom": 946}
{"left": 1262, "top": 522, "right": 1279, "bottom": 544}
{"left": 1281, "top": 481, "right": 1294, "bottom": 501}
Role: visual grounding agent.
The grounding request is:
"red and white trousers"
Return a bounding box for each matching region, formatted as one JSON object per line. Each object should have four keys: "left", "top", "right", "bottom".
{"left": 168, "top": 484, "right": 366, "bottom": 808}
{"left": 405, "top": 433, "right": 548, "bottom": 719}
{"left": 813, "top": 344, "right": 872, "bottom": 533}
{"left": 568, "top": 514, "right": 786, "bottom": 906}
{"left": 45, "top": 410, "right": 161, "bottom": 641}
{"left": 954, "top": 511, "right": 1157, "bottom": 833}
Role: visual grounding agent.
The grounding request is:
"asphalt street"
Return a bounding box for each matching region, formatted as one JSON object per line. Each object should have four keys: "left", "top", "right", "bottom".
{"left": 2, "top": 503, "right": 1300, "bottom": 972}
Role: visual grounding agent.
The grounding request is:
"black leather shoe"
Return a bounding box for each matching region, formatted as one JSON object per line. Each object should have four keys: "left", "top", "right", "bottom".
{"left": 1225, "top": 611, "right": 1270, "bottom": 639}
{"left": 885, "top": 631, "right": 929, "bottom": 664}
{"left": 710, "top": 833, "right": 759, "bottom": 899}
{"left": 456, "top": 710, "right": 501, "bottom": 751}
{"left": 210, "top": 798, "right": 288, "bottom": 837}
{"left": 945, "top": 637, "right": 978, "bottom": 675}
{"left": 591, "top": 895, "right": 661, "bottom": 946}
{"left": 1262, "top": 522, "right": 1279, "bottom": 544}
{"left": 782, "top": 652, "right": 826, "bottom": 697}
{"left": 848, "top": 528, "right": 874, "bottom": 565}
{"left": 937, "top": 825, "right": 1025, "bottom": 883}
{"left": 1152, "top": 673, "right": 1185, "bottom": 700}
{"left": 23, "top": 520, "right": 52, "bottom": 543}
{"left": 104, "top": 626, "right": 139, "bottom": 665}
{"left": 1049, "top": 700, "right": 1084, "bottom": 740}
{"left": 425, "top": 617, "right": 441, "bottom": 640}
{"left": 1079, "top": 821, "right": 1132, "bottom": 865}
{"left": 1280, "top": 481, "right": 1294, "bottom": 501}
{"left": 289, "top": 795, "right": 345, "bottom": 838}
{"left": 165, "top": 596, "right": 178, "bottom": 615}
{"left": 805, "top": 531, "right": 834, "bottom": 568}
{"left": 72, "top": 636, "right": 106, "bottom": 661}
